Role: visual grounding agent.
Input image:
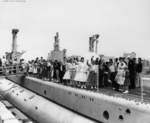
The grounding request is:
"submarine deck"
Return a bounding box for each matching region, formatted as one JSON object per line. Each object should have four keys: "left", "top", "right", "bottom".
{"left": 96, "top": 87, "right": 150, "bottom": 103}
{"left": 46, "top": 78, "right": 150, "bottom": 104}
{"left": 4, "top": 74, "right": 150, "bottom": 104}
{"left": 25, "top": 75, "right": 150, "bottom": 104}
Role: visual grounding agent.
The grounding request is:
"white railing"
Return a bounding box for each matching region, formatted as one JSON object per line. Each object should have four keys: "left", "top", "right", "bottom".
{"left": 0, "top": 65, "right": 25, "bottom": 76}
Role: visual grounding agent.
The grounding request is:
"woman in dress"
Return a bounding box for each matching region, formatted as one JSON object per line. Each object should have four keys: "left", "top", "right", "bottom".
{"left": 74, "top": 57, "right": 89, "bottom": 88}
{"left": 63, "top": 59, "right": 72, "bottom": 85}
{"left": 115, "top": 57, "right": 127, "bottom": 92}
{"left": 87, "top": 58, "right": 97, "bottom": 89}
{"left": 33, "top": 63, "right": 38, "bottom": 77}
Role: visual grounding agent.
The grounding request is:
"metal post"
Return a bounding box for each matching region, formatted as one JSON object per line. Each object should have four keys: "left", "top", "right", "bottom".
{"left": 95, "top": 40, "right": 98, "bottom": 54}
{"left": 141, "top": 78, "right": 143, "bottom": 102}
{"left": 15, "top": 65, "right": 18, "bottom": 74}
{"left": 97, "top": 65, "right": 99, "bottom": 91}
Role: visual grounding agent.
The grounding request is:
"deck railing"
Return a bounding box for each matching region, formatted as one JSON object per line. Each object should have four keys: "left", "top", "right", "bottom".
{"left": 0, "top": 65, "right": 25, "bottom": 76}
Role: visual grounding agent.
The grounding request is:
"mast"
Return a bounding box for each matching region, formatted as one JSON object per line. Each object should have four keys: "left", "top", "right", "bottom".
{"left": 12, "top": 29, "right": 19, "bottom": 53}
{"left": 54, "top": 32, "right": 60, "bottom": 51}
{"left": 89, "top": 34, "right": 99, "bottom": 54}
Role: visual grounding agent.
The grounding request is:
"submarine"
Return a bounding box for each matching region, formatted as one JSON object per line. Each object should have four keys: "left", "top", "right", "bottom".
{"left": 5, "top": 74, "right": 150, "bottom": 123}
{"left": 0, "top": 29, "right": 150, "bottom": 123}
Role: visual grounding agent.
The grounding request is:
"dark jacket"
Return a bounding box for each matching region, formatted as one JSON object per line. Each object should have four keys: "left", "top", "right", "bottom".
{"left": 136, "top": 62, "right": 143, "bottom": 73}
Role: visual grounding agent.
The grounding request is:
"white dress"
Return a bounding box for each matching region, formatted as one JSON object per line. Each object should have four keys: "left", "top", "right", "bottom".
{"left": 33, "top": 65, "right": 37, "bottom": 74}
{"left": 115, "top": 62, "right": 127, "bottom": 85}
{"left": 74, "top": 62, "right": 88, "bottom": 82}
{"left": 63, "top": 63, "right": 72, "bottom": 80}
{"left": 28, "top": 64, "right": 33, "bottom": 73}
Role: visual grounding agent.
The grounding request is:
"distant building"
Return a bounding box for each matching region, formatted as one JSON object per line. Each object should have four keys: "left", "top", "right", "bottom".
{"left": 123, "top": 52, "right": 136, "bottom": 58}
{"left": 48, "top": 32, "right": 66, "bottom": 63}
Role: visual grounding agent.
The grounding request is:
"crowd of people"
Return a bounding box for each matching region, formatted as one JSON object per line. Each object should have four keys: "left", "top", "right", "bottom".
{"left": 0, "top": 55, "right": 143, "bottom": 94}
{"left": 24, "top": 56, "right": 143, "bottom": 94}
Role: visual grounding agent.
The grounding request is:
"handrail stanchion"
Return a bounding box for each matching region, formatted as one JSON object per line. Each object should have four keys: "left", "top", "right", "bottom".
{"left": 97, "top": 65, "right": 99, "bottom": 92}
{"left": 141, "top": 78, "right": 143, "bottom": 102}
{"left": 15, "top": 65, "right": 17, "bottom": 74}
{"left": 16, "top": 65, "right": 19, "bottom": 74}
{"left": 11, "top": 65, "right": 13, "bottom": 74}
{"left": 3, "top": 66, "right": 5, "bottom": 75}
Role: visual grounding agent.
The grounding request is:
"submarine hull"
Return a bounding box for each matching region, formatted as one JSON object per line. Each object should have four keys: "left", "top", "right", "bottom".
{"left": 7, "top": 75, "right": 150, "bottom": 123}
{"left": 0, "top": 78, "right": 97, "bottom": 123}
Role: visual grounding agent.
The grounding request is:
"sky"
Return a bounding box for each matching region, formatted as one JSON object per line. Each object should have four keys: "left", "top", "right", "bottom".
{"left": 0, "top": 0, "right": 150, "bottom": 60}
